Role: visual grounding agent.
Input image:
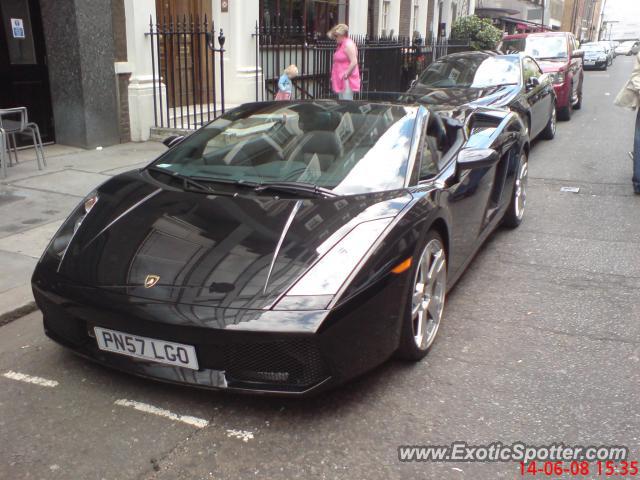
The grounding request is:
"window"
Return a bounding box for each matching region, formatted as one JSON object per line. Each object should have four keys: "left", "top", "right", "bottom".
{"left": 412, "top": 1, "right": 419, "bottom": 35}
{"left": 419, "top": 116, "right": 447, "bottom": 180}
{"left": 259, "top": 0, "right": 349, "bottom": 38}
{"left": 522, "top": 35, "right": 568, "bottom": 60}
{"left": 382, "top": 1, "right": 390, "bottom": 35}
{"left": 152, "top": 102, "right": 418, "bottom": 195}
{"left": 416, "top": 54, "right": 520, "bottom": 89}
{"left": 523, "top": 57, "right": 542, "bottom": 83}
{"left": 1, "top": 0, "right": 37, "bottom": 65}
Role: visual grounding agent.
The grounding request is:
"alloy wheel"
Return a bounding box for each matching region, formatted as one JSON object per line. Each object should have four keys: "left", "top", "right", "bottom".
{"left": 514, "top": 154, "right": 528, "bottom": 221}
{"left": 411, "top": 239, "right": 447, "bottom": 350}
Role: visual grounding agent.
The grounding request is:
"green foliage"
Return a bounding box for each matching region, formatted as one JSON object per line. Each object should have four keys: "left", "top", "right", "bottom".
{"left": 450, "top": 15, "right": 503, "bottom": 51}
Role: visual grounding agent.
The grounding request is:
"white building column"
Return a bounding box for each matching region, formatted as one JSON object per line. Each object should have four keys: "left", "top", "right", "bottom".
{"left": 416, "top": 0, "right": 430, "bottom": 40}
{"left": 212, "top": 0, "right": 261, "bottom": 107}
{"left": 124, "top": 0, "right": 161, "bottom": 141}
{"left": 348, "top": 0, "right": 369, "bottom": 36}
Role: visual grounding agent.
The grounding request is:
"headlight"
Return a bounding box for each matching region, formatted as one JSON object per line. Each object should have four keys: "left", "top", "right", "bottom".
{"left": 598, "top": 55, "right": 607, "bottom": 61}
{"left": 47, "top": 192, "right": 99, "bottom": 260}
{"left": 276, "top": 217, "right": 393, "bottom": 303}
{"left": 548, "top": 71, "right": 565, "bottom": 85}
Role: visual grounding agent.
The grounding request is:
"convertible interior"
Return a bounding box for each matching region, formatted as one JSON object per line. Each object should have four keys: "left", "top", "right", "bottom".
{"left": 157, "top": 102, "right": 469, "bottom": 191}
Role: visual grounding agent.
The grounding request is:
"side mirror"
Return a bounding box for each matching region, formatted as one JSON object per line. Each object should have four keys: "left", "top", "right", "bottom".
{"left": 571, "top": 49, "right": 584, "bottom": 59}
{"left": 457, "top": 148, "right": 500, "bottom": 170}
{"left": 526, "top": 77, "right": 540, "bottom": 91}
{"left": 162, "top": 135, "right": 184, "bottom": 148}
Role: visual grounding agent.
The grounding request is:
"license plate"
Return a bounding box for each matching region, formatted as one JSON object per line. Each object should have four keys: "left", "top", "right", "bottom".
{"left": 94, "top": 327, "right": 199, "bottom": 370}
{"left": 585, "top": 60, "right": 595, "bottom": 65}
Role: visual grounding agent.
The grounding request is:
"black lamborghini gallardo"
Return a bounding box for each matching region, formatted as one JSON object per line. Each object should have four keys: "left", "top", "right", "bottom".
{"left": 32, "top": 99, "right": 529, "bottom": 395}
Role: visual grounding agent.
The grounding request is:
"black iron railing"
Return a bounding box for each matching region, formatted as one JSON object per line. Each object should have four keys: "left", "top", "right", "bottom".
{"left": 255, "top": 25, "right": 470, "bottom": 101}
{"left": 149, "top": 15, "right": 226, "bottom": 129}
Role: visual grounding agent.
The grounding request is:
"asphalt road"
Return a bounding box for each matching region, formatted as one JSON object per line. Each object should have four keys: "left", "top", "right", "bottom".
{"left": 2, "top": 57, "right": 639, "bottom": 480}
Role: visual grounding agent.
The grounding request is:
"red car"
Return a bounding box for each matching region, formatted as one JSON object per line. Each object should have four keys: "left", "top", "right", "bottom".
{"left": 501, "top": 32, "right": 584, "bottom": 121}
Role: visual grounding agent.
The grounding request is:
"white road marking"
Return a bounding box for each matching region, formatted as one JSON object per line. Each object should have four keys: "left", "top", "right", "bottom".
{"left": 2, "top": 370, "right": 59, "bottom": 388}
{"left": 114, "top": 399, "right": 209, "bottom": 428}
{"left": 226, "top": 429, "right": 254, "bottom": 442}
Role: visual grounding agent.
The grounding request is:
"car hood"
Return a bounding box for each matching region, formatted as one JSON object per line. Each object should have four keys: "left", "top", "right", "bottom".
{"left": 535, "top": 59, "right": 569, "bottom": 73}
{"left": 407, "top": 84, "right": 519, "bottom": 116}
{"left": 58, "top": 171, "right": 412, "bottom": 310}
{"left": 583, "top": 51, "right": 605, "bottom": 58}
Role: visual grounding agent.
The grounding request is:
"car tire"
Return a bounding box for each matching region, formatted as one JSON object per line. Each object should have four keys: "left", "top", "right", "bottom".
{"left": 396, "top": 230, "right": 447, "bottom": 361}
{"left": 557, "top": 99, "right": 572, "bottom": 121}
{"left": 502, "top": 151, "right": 528, "bottom": 228}
{"left": 540, "top": 103, "right": 557, "bottom": 140}
{"left": 573, "top": 86, "right": 583, "bottom": 110}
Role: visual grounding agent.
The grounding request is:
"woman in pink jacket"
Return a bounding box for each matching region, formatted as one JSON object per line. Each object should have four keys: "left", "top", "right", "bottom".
{"left": 328, "top": 24, "right": 361, "bottom": 100}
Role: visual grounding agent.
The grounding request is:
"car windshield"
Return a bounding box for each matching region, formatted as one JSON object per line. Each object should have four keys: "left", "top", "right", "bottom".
{"left": 583, "top": 44, "right": 605, "bottom": 52}
{"left": 416, "top": 55, "right": 520, "bottom": 88}
{"left": 504, "top": 35, "right": 568, "bottom": 60}
{"left": 150, "top": 102, "right": 418, "bottom": 195}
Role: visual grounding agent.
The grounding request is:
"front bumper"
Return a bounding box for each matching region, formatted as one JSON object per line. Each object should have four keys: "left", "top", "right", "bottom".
{"left": 33, "top": 267, "right": 406, "bottom": 396}
{"left": 552, "top": 83, "right": 571, "bottom": 108}
{"left": 583, "top": 60, "right": 607, "bottom": 69}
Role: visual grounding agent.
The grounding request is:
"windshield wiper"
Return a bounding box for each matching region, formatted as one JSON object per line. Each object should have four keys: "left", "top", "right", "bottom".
{"left": 254, "top": 181, "right": 337, "bottom": 198}
{"left": 147, "top": 166, "right": 215, "bottom": 193}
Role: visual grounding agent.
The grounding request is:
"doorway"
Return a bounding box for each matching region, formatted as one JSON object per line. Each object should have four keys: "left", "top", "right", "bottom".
{"left": 155, "top": 0, "right": 214, "bottom": 109}
{"left": 0, "top": 0, "right": 54, "bottom": 144}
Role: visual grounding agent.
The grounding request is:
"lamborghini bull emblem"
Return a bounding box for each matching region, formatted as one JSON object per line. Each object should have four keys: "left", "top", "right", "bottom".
{"left": 144, "top": 275, "right": 160, "bottom": 288}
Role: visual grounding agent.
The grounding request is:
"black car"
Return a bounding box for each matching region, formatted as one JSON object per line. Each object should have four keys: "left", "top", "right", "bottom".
{"left": 408, "top": 51, "right": 557, "bottom": 141}
{"left": 581, "top": 43, "right": 610, "bottom": 70}
{"left": 32, "top": 100, "right": 528, "bottom": 396}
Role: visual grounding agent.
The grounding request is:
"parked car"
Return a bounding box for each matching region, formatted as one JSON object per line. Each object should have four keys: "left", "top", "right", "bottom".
{"left": 502, "top": 32, "right": 584, "bottom": 121}
{"left": 582, "top": 43, "right": 610, "bottom": 70}
{"left": 595, "top": 41, "right": 615, "bottom": 65}
{"left": 32, "top": 99, "right": 529, "bottom": 396}
{"left": 614, "top": 40, "right": 639, "bottom": 56}
{"left": 407, "top": 51, "right": 557, "bottom": 141}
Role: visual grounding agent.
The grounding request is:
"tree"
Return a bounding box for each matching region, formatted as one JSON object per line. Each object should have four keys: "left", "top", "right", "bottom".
{"left": 450, "top": 15, "right": 503, "bottom": 51}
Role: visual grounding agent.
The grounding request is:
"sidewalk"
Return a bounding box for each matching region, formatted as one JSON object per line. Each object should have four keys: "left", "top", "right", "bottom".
{"left": 0, "top": 141, "right": 165, "bottom": 323}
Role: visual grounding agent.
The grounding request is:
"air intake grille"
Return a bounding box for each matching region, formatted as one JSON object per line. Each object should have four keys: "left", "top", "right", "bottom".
{"left": 223, "top": 338, "right": 328, "bottom": 388}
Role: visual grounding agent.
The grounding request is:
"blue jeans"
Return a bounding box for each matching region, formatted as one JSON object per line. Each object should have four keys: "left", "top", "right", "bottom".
{"left": 635, "top": 108, "right": 640, "bottom": 192}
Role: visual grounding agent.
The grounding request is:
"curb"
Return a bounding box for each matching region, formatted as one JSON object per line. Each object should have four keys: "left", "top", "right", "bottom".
{"left": 0, "top": 302, "right": 38, "bottom": 328}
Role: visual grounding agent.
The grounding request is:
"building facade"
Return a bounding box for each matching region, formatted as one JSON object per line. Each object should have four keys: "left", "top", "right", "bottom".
{"left": 475, "top": 0, "right": 564, "bottom": 32}
{"left": 561, "top": 0, "right": 603, "bottom": 42}
{"left": 1, "top": 0, "right": 474, "bottom": 149}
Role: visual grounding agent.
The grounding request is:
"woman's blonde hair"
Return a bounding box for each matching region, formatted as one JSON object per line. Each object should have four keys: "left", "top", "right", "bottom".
{"left": 284, "top": 64, "right": 299, "bottom": 76}
{"left": 327, "top": 23, "right": 349, "bottom": 40}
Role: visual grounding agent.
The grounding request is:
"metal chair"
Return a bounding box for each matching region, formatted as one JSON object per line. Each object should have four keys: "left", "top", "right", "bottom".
{"left": 0, "top": 128, "right": 7, "bottom": 179}
{"left": 0, "top": 107, "right": 46, "bottom": 177}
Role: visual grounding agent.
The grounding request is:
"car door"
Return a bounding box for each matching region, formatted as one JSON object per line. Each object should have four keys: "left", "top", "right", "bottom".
{"left": 522, "top": 57, "right": 547, "bottom": 137}
{"left": 418, "top": 114, "right": 497, "bottom": 277}
{"left": 568, "top": 35, "right": 582, "bottom": 101}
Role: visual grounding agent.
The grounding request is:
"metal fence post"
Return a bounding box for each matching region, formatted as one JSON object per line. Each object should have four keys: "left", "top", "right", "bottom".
{"left": 218, "top": 29, "right": 226, "bottom": 114}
